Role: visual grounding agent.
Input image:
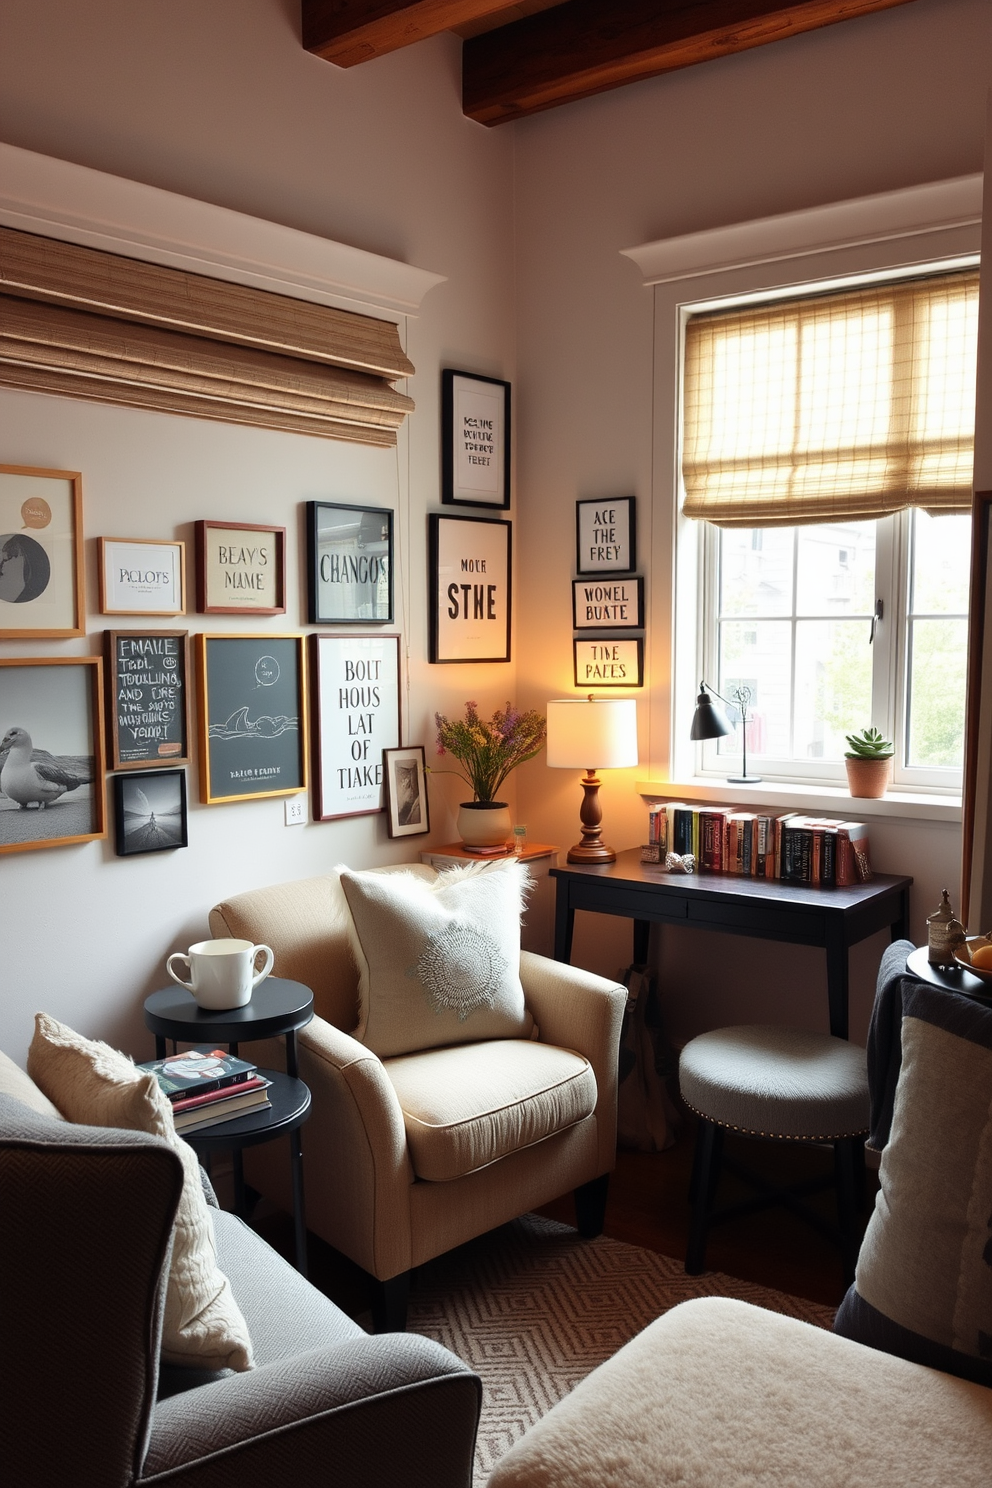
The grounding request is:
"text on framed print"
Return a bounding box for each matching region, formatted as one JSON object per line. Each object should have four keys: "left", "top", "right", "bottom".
{"left": 307, "top": 501, "right": 393, "bottom": 624}
{"left": 572, "top": 576, "right": 643, "bottom": 630}
{"left": 106, "top": 630, "right": 189, "bottom": 770}
{"left": 442, "top": 369, "right": 511, "bottom": 509}
{"left": 429, "top": 513, "right": 511, "bottom": 663}
{"left": 573, "top": 638, "right": 644, "bottom": 688}
{"left": 99, "top": 537, "right": 185, "bottom": 616}
{"left": 198, "top": 634, "right": 305, "bottom": 803}
{"left": 575, "top": 497, "right": 636, "bottom": 574}
{"left": 195, "top": 520, "right": 286, "bottom": 614}
{"left": 311, "top": 633, "right": 400, "bottom": 819}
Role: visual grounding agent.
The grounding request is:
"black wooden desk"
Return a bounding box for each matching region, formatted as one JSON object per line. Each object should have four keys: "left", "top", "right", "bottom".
{"left": 551, "top": 849, "right": 912, "bottom": 1040}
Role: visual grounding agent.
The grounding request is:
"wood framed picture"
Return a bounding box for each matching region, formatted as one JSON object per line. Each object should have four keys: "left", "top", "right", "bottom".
{"left": 104, "top": 630, "right": 190, "bottom": 770}
{"left": 441, "top": 369, "right": 511, "bottom": 509}
{"left": 572, "top": 576, "right": 644, "bottom": 630}
{"left": 429, "top": 513, "right": 511, "bottom": 664}
{"left": 0, "top": 656, "right": 106, "bottom": 853}
{"left": 310, "top": 633, "right": 400, "bottom": 820}
{"left": 575, "top": 497, "right": 636, "bottom": 575}
{"left": 0, "top": 464, "right": 84, "bottom": 638}
{"left": 113, "top": 768, "right": 188, "bottom": 855}
{"left": 98, "top": 537, "right": 186, "bottom": 615}
{"left": 383, "top": 745, "right": 430, "bottom": 838}
{"left": 197, "top": 634, "right": 306, "bottom": 803}
{"left": 306, "top": 500, "right": 394, "bottom": 624}
{"left": 573, "top": 637, "right": 644, "bottom": 688}
{"left": 194, "top": 520, "right": 286, "bottom": 615}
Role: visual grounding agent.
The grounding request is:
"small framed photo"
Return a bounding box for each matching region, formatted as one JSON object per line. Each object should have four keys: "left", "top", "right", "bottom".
{"left": 105, "top": 631, "right": 190, "bottom": 770}
{"left": 383, "top": 745, "right": 430, "bottom": 838}
{"left": 98, "top": 537, "right": 186, "bottom": 616}
{"left": 0, "top": 464, "right": 85, "bottom": 637}
{"left": 197, "top": 634, "right": 306, "bottom": 804}
{"left": 0, "top": 656, "right": 106, "bottom": 854}
{"left": 576, "top": 497, "right": 636, "bottom": 575}
{"left": 572, "top": 576, "right": 644, "bottom": 630}
{"left": 442, "top": 369, "right": 511, "bottom": 509}
{"left": 306, "top": 501, "right": 393, "bottom": 624}
{"left": 429, "top": 513, "right": 511, "bottom": 664}
{"left": 310, "top": 633, "right": 401, "bottom": 820}
{"left": 195, "top": 520, "right": 286, "bottom": 615}
{"left": 573, "top": 637, "right": 644, "bottom": 688}
{"left": 113, "top": 768, "right": 188, "bottom": 855}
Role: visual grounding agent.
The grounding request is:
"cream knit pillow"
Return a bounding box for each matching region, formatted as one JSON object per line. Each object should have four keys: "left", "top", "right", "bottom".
{"left": 27, "top": 1012, "right": 253, "bottom": 1372}
{"left": 340, "top": 858, "right": 534, "bottom": 1058}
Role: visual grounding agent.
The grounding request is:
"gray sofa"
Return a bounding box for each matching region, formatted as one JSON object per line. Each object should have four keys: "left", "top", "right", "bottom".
{"left": 0, "top": 1053, "right": 481, "bottom": 1488}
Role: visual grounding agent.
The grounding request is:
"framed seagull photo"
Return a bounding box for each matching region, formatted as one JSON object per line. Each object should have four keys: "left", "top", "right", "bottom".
{"left": 0, "top": 656, "right": 106, "bottom": 854}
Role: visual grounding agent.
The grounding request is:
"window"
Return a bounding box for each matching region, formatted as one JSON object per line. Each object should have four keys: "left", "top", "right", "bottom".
{"left": 682, "top": 268, "right": 979, "bottom": 794}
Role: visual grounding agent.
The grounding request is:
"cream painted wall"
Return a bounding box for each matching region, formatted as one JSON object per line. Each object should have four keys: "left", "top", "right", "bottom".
{"left": 511, "top": 0, "right": 992, "bottom": 1045}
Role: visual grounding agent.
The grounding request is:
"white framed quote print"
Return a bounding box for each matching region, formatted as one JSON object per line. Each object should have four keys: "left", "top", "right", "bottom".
{"left": 429, "top": 513, "right": 511, "bottom": 664}
{"left": 441, "top": 369, "right": 510, "bottom": 509}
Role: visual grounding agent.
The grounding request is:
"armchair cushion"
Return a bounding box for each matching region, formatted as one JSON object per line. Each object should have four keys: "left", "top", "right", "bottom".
{"left": 340, "top": 859, "right": 534, "bottom": 1057}
{"left": 383, "top": 1039, "right": 597, "bottom": 1181}
{"left": 27, "top": 1012, "right": 254, "bottom": 1374}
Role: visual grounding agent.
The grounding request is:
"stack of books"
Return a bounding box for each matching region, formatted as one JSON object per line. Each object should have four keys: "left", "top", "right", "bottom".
{"left": 138, "top": 1046, "right": 272, "bottom": 1133}
{"left": 645, "top": 802, "right": 872, "bottom": 886}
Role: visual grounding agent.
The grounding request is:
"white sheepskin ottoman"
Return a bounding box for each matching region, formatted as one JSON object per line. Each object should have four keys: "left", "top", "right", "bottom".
{"left": 486, "top": 1296, "right": 992, "bottom": 1488}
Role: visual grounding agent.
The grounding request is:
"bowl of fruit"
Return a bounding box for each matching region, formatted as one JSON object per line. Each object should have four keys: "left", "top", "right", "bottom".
{"left": 952, "top": 935, "right": 992, "bottom": 985}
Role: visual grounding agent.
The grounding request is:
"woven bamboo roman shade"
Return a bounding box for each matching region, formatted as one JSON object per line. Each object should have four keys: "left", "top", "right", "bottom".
{"left": 682, "top": 269, "right": 979, "bottom": 527}
{"left": 0, "top": 226, "right": 415, "bottom": 446}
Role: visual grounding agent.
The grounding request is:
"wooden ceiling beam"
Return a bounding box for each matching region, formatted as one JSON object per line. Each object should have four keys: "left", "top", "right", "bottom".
{"left": 302, "top": 0, "right": 522, "bottom": 67}
{"left": 462, "top": 0, "right": 919, "bottom": 125}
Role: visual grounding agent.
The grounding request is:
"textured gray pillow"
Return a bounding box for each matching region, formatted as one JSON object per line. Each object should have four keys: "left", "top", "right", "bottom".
{"left": 834, "top": 981, "right": 992, "bottom": 1386}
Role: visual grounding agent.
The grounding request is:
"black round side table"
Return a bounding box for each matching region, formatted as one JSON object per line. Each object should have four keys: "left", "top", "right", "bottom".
{"left": 906, "top": 946, "right": 992, "bottom": 1004}
{"left": 143, "top": 978, "right": 315, "bottom": 1275}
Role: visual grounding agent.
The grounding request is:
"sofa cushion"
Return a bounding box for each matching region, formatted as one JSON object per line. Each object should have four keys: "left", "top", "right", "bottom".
{"left": 834, "top": 982, "right": 992, "bottom": 1386}
{"left": 0, "top": 1047, "right": 63, "bottom": 1119}
{"left": 27, "top": 1012, "right": 254, "bottom": 1373}
{"left": 340, "top": 859, "right": 534, "bottom": 1058}
{"left": 383, "top": 1039, "right": 596, "bottom": 1182}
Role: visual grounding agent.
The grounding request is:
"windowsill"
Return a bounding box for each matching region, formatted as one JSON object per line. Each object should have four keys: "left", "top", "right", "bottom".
{"left": 636, "top": 778, "right": 961, "bottom": 825}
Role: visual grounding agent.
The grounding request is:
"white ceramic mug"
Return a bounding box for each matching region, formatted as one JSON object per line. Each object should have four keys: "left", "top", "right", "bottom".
{"left": 166, "top": 938, "right": 274, "bottom": 1010}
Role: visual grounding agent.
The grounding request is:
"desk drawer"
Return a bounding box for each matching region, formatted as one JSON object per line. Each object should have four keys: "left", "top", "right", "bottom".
{"left": 688, "top": 898, "right": 823, "bottom": 941}
{"left": 570, "top": 883, "right": 689, "bottom": 921}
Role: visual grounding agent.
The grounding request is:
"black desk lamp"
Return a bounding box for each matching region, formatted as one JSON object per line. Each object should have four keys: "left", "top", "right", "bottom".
{"left": 690, "top": 680, "right": 762, "bottom": 785}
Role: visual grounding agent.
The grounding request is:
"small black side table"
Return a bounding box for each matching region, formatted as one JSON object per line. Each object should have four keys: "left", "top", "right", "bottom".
{"left": 143, "top": 978, "right": 315, "bottom": 1275}
{"left": 906, "top": 946, "right": 992, "bottom": 1005}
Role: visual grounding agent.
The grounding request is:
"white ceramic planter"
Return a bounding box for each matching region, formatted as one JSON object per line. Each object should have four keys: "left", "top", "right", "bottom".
{"left": 457, "top": 801, "right": 512, "bottom": 851}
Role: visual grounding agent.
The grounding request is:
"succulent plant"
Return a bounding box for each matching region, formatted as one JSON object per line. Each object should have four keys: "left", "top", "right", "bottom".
{"left": 844, "top": 727, "right": 894, "bottom": 760}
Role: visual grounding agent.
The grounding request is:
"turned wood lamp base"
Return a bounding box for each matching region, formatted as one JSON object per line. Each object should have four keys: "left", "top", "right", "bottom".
{"left": 566, "top": 770, "right": 616, "bottom": 864}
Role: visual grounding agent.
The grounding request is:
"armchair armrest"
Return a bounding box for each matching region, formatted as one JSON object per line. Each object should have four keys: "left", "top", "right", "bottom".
{"left": 143, "top": 1334, "right": 481, "bottom": 1488}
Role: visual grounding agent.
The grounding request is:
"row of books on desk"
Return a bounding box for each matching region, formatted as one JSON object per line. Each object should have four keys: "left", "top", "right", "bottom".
{"left": 137, "top": 1047, "right": 272, "bottom": 1133}
{"left": 647, "top": 803, "right": 872, "bottom": 887}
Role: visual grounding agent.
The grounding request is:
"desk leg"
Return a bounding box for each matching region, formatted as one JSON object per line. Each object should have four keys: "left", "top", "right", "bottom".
{"left": 633, "top": 919, "right": 651, "bottom": 965}
{"left": 290, "top": 1129, "right": 307, "bottom": 1276}
{"left": 554, "top": 890, "right": 575, "bottom": 963}
{"left": 890, "top": 888, "right": 910, "bottom": 943}
{"left": 825, "top": 926, "right": 849, "bottom": 1041}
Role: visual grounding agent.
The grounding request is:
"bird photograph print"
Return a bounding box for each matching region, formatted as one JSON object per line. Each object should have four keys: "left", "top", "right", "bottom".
{"left": 0, "top": 660, "right": 98, "bottom": 850}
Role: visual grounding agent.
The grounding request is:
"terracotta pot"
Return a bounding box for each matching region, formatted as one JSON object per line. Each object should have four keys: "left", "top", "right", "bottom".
{"left": 845, "top": 756, "right": 892, "bottom": 799}
{"left": 457, "top": 801, "right": 512, "bottom": 852}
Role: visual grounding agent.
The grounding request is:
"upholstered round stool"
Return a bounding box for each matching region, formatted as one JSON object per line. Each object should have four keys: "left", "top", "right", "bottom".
{"left": 678, "top": 1025, "right": 870, "bottom": 1282}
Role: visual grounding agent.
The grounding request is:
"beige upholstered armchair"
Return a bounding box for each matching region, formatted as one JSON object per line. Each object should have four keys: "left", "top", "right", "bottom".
{"left": 210, "top": 864, "right": 626, "bottom": 1330}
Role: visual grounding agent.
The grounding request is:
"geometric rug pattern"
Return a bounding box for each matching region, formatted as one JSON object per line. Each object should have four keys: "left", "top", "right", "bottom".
{"left": 404, "top": 1214, "right": 837, "bottom": 1485}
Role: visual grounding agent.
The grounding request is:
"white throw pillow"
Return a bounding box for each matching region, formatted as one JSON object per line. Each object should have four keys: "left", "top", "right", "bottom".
{"left": 27, "top": 1012, "right": 254, "bottom": 1372}
{"left": 340, "top": 859, "right": 534, "bottom": 1058}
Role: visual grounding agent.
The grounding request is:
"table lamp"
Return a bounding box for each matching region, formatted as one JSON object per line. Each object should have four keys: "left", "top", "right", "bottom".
{"left": 690, "top": 680, "right": 762, "bottom": 784}
{"left": 546, "top": 696, "right": 638, "bottom": 864}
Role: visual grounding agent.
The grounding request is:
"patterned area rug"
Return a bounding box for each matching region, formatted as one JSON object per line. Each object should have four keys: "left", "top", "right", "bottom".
{"left": 404, "top": 1214, "right": 836, "bottom": 1486}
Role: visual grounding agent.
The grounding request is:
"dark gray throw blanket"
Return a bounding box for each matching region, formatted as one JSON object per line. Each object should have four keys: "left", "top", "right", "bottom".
{"left": 866, "top": 939, "right": 916, "bottom": 1152}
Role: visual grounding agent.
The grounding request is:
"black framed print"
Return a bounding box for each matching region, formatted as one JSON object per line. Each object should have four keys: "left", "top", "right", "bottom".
{"left": 572, "top": 576, "right": 644, "bottom": 630}
{"left": 306, "top": 501, "right": 394, "bottom": 624}
{"left": 105, "top": 631, "right": 190, "bottom": 770}
{"left": 573, "top": 637, "right": 644, "bottom": 688}
{"left": 383, "top": 745, "right": 430, "bottom": 838}
{"left": 429, "top": 513, "right": 511, "bottom": 664}
{"left": 197, "top": 634, "right": 306, "bottom": 804}
{"left": 114, "top": 768, "right": 188, "bottom": 855}
{"left": 441, "top": 369, "right": 511, "bottom": 509}
{"left": 576, "top": 497, "right": 636, "bottom": 575}
{"left": 310, "top": 633, "right": 401, "bottom": 820}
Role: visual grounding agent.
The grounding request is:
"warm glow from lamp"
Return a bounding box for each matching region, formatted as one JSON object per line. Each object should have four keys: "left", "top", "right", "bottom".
{"left": 546, "top": 696, "right": 638, "bottom": 863}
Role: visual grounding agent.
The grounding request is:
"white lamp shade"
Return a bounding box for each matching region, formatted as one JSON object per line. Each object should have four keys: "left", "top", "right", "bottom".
{"left": 546, "top": 697, "right": 638, "bottom": 770}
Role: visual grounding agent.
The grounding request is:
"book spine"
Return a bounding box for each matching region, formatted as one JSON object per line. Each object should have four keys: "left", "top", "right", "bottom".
{"left": 741, "top": 820, "right": 753, "bottom": 877}
{"left": 755, "top": 815, "right": 769, "bottom": 878}
{"left": 821, "top": 828, "right": 837, "bottom": 888}
{"left": 169, "top": 1075, "right": 270, "bottom": 1113}
{"left": 699, "top": 813, "right": 723, "bottom": 872}
{"left": 673, "top": 809, "right": 694, "bottom": 855}
{"left": 162, "top": 1067, "right": 256, "bottom": 1103}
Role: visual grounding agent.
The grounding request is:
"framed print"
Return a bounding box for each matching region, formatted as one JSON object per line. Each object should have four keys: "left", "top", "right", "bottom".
{"left": 98, "top": 537, "right": 185, "bottom": 616}
{"left": 113, "top": 768, "right": 188, "bottom": 855}
{"left": 573, "top": 637, "right": 644, "bottom": 688}
{"left": 105, "top": 630, "right": 190, "bottom": 770}
{"left": 197, "top": 634, "right": 306, "bottom": 803}
{"left": 0, "top": 464, "right": 84, "bottom": 637}
{"left": 576, "top": 497, "right": 636, "bottom": 575}
{"left": 429, "top": 513, "right": 511, "bottom": 664}
{"left": 383, "top": 745, "right": 430, "bottom": 838}
{"left": 310, "top": 633, "right": 400, "bottom": 820}
{"left": 195, "top": 520, "right": 286, "bottom": 615}
{"left": 0, "top": 656, "right": 106, "bottom": 853}
{"left": 442, "top": 369, "right": 511, "bottom": 509}
{"left": 306, "top": 501, "right": 393, "bottom": 624}
{"left": 572, "top": 576, "right": 644, "bottom": 630}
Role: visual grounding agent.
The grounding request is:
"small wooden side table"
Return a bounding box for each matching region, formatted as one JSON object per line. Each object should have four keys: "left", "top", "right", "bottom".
{"left": 420, "top": 842, "right": 559, "bottom": 956}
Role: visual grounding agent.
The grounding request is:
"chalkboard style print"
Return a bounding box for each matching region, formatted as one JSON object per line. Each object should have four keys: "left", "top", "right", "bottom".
{"left": 307, "top": 501, "right": 394, "bottom": 624}
{"left": 311, "top": 633, "right": 400, "bottom": 820}
{"left": 198, "top": 634, "right": 306, "bottom": 803}
{"left": 429, "top": 513, "right": 511, "bottom": 663}
{"left": 0, "top": 465, "right": 84, "bottom": 638}
{"left": 105, "top": 631, "right": 190, "bottom": 769}
{"left": 0, "top": 656, "right": 106, "bottom": 854}
{"left": 114, "top": 769, "right": 188, "bottom": 855}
